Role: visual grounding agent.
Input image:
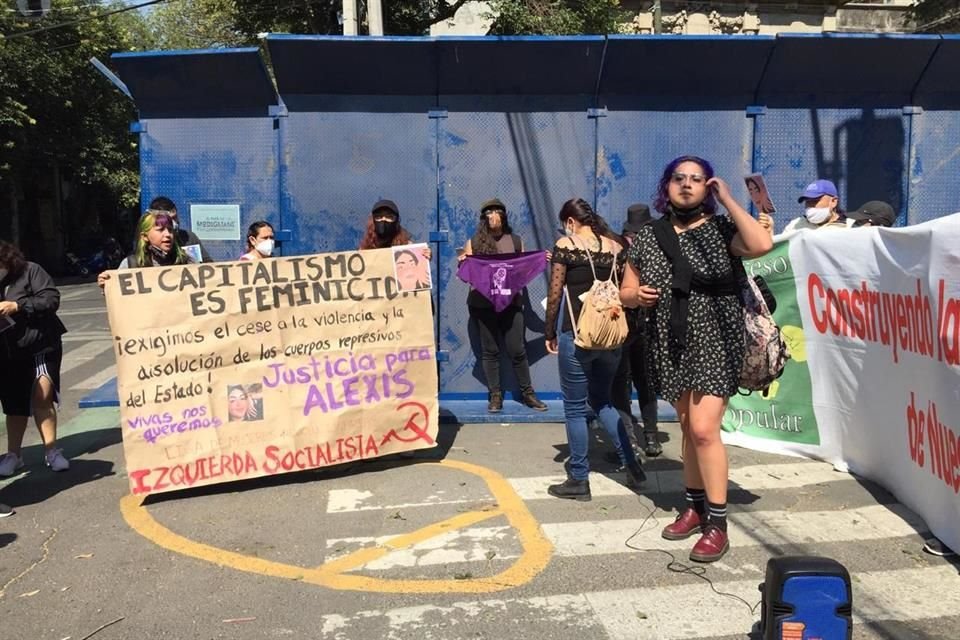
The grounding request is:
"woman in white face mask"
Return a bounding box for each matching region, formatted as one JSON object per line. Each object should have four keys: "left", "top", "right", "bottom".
{"left": 240, "top": 221, "right": 276, "bottom": 261}
{"left": 784, "top": 179, "right": 854, "bottom": 234}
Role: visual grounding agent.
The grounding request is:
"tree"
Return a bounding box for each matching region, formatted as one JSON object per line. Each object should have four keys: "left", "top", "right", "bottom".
{"left": 487, "top": 0, "right": 626, "bottom": 35}
{"left": 0, "top": 2, "right": 149, "bottom": 262}
{"left": 909, "top": 0, "right": 960, "bottom": 33}
{"left": 231, "top": 0, "right": 475, "bottom": 37}
{"left": 147, "top": 0, "right": 249, "bottom": 50}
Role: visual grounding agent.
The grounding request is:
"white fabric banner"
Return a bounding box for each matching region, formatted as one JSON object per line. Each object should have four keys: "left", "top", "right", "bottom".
{"left": 785, "top": 213, "right": 960, "bottom": 553}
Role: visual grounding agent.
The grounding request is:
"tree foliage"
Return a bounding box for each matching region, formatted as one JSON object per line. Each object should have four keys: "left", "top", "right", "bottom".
{"left": 908, "top": 0, "right": 960, "bottom": 33}
{"left": 0, "top": 2, "right": 147, "bottom": 209}
{"left": 147, "top": 0, "right": 248, "bottom": 50}
{"left": 487, "top": 0, "right": 626, "bottom": 35}
{"left": 230, "top": 0, "right": 474, "bottom": 37}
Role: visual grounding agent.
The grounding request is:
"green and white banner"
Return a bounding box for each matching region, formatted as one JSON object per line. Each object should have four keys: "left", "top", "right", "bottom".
{"left": 720, "top": 215, "right": 960, "bottom": 553}
{"left": 722, "top": 240, "right": 820, "bottom": 452}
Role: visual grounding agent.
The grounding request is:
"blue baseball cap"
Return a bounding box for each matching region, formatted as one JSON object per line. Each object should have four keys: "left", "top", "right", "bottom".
{"left": 797, "top": 179, "right": 839, "bottom": 203}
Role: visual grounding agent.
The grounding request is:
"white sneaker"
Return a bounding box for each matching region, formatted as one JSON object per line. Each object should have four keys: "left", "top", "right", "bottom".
{"left": 0, "top": 452, "right": 24, "bottom": 477}
{"left": 45, "top": 448, "right": 69, "bottom": 472}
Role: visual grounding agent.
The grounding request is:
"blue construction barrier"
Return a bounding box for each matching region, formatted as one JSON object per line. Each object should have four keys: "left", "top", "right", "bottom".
{"left": 104, "top": 34, "right": 960, "bottom": 404}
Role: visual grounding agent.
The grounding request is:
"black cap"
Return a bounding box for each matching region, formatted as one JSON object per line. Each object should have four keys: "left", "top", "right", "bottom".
{"left": 622, "top": 203, "right": 652, "bottom": 234}
{"left": 480, "top": 198, "right": 506, "bottom": 215}
{"left": 371, "top": 199, "right": 399, "bottom": 218}
{"left": 848, "top": 201, "right": 895, "bottom": 227}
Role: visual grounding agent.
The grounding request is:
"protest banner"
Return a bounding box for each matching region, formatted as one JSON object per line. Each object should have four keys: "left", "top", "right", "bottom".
{"left": 725, "top": 214, "right": 960, "bottom": 553}
{"left": 104, "top": 248, "right": 438, "bottom": 496}
{"left": 722, "top": 240, "right": 822, "bottom": 453}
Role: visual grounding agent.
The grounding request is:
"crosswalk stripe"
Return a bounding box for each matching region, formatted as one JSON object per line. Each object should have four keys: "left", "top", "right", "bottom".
{"left": 59, "top": 288, "right": 93, "bottom": 302}
{"left": 324, "top": 503, "right": 926, "bottom": 570}
{"left": 57, "top": 308, "right": 107, "bottom": 317}
{"left": 70, "top": 365, "right": 116, "bottom": 391}
{"left": 541, "top": 502, "right": 925, "bottom": 557}
{"left": 320, "top": 565, "right": 960, "bottom": 640}
{"left": 60, "top": 341, "right": 114, "bottom": 375}
{"left": 326, "top": 462, "right": 848, "bottom": 513}
{"left": 61, "top": 331, "right": 110, "bottom": 343}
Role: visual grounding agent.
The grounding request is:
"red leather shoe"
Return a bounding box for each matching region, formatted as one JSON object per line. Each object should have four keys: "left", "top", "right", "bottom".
{"left": 689, "top": 525, "right": 730, "bottom": 563}
{"left": 661, "top": 508, "right": 705, "bottom": 541}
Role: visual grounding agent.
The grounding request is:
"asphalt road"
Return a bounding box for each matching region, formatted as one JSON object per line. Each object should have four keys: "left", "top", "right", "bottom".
{"left": 0, "top": 283, "right": 957, "bottom": 640}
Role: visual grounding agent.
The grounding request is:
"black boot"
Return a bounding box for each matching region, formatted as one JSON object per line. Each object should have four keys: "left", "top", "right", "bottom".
{"left": 521, "top": 390, "right": 548, "bottom": 411}
{"left": 641, "top": 401, "right": 661, "bottom": 457}
{"left": 643, "top": 432, "right": 663, "bottom": 457}
{"left": 547, "top": 478, "right": 591, "bottom": 501}
{"left": 487, "top": 391, "right": 503, "bottom": 414}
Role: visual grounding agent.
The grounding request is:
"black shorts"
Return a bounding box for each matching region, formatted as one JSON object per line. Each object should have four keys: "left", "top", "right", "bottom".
{"left": 0, "top": 347, "right": 62, "bottom": 417}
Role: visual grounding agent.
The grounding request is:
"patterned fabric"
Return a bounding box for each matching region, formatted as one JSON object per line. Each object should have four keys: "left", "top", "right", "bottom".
{"left": 457, "top": 251, "right": 547, "bottom": 312}
{"left": 626, "top": 215, "right": 744, "bottom": 403}
{"left": 739, "top": 274, "right": 790, "bottom": 391}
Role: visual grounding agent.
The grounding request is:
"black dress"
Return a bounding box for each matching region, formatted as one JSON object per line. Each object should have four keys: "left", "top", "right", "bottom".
{"left": 626, "top": 215, "right": 744, "bottom": 403}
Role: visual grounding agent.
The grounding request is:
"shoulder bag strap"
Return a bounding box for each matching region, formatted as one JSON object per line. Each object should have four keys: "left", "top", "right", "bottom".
{"left": 562, "top": 285, "right": 579, "bottom": 335}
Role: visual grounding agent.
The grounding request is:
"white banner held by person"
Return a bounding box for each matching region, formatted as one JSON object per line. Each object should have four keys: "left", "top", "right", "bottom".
{"left": 790, "top": 213, "right": 960, "bottom": 554}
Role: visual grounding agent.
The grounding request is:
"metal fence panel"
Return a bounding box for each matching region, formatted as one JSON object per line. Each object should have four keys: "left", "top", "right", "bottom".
{"left": 278, "top": 100, "right": 438, "bottom": 258}
{"left": 596, "top": 106, "right": 754, "bottom": 227}
{"left": 436, "top": 96, "right": 596, "bottom": 399}
{"left": 139, "top": 117, "right": 279, "bottom": 261}
{"left": 755, "top": 106, "right": 909, "bottom": 230}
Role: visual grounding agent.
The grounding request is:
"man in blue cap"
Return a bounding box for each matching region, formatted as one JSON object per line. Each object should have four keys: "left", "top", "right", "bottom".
{"left": 784, "top": 179, "right": 855, "bottom": 233}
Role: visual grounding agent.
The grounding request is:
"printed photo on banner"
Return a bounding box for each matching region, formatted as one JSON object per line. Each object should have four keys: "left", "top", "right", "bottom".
{"left": 491, "top": 265, "right": 511, "bottom": 296}
{"left": 103, "top": 247, "right": 440, "bottom": 496}
{"left": 745, "top": 174, "right": 777, "bottom": 214}
{"left": 393, "top": 243, "right": 432, "bottom": 292}
{"left": 227, "top": 383, "right": 264, "bottom": 423}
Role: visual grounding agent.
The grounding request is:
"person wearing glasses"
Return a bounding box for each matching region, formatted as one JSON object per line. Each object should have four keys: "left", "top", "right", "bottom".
{"left": 620, "top": 155, "right": 772, "bottom": 563}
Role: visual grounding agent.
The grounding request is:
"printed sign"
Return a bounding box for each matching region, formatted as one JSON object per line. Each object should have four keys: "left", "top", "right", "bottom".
{"left": 190, "top": 204, "right": 241, "bottom": 241}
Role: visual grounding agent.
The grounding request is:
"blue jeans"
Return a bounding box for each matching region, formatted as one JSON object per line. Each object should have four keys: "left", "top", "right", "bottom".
{"left": 558, "top": 331, "right": 639, "bottom": 481}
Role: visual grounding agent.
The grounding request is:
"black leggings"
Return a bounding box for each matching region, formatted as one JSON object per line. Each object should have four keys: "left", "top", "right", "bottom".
{"left": 470, "top": 305, "right": 533, "bottom": 395}
{"left": 612, "top": 333, "right": 658, "bottom": 435}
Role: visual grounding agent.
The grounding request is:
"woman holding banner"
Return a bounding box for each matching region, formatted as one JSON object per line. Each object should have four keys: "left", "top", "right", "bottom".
{"left": 97, "top": 212, "right": 192, "bottom": 288}
{"left": 358, "top": 199, "right": 431, "bottom": 261}
{"left": 239, "top": 221, "right": 276, "bottom": 261}
{"left": 0, "top": 240, "right": 70, "bottom": 477}
{"left": 621, "top": 156, "right": 772, "bottom": 563}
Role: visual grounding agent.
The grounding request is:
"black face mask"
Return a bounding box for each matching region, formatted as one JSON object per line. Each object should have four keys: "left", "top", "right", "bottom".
{"left": 667, "top": 203, "right": 705, "bottom": 223}
{"left": 374, "top": 221, "right": 398, "bottom": 238}
{"left": 148, "top": 244, "right": 174, "bottom": 265}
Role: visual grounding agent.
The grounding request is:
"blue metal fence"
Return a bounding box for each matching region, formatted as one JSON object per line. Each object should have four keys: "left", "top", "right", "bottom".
{"left": 109, "top": 34, "right": 960, "bottom": 400}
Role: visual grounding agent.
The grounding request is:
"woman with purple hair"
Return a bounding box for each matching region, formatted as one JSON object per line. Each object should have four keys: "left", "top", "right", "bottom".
{"left": 620, "top": 156, "right": 772, "bottom": 562}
